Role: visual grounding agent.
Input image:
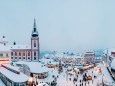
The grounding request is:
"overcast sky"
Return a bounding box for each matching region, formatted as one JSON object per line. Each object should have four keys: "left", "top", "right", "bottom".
{"left": 0, "top": 0, "right": 115, "bottom": 53}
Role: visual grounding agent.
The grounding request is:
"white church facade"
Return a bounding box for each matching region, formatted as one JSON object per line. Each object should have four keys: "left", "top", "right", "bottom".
{"left": 0, "top": 19, "right": 40, "bottom": 62}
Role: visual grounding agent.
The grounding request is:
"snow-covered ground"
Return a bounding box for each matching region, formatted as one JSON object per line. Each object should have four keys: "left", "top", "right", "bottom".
{"left": 37, "top": 65, "right": 103, "bottom": 86}
{"left": 0, "top": 57, "right": 114, "bottom": 86}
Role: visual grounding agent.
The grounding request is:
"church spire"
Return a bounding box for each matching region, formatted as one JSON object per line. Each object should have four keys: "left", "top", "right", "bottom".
{"left": 32, "top": 18, "right": 38, "bottom": 37}
{"left": 33, "top": 18, "right": 37, "bottom": 29}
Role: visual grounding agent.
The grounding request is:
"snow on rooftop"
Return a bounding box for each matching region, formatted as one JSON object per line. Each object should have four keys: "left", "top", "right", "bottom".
{"left": 3, "top": 64, "right": 20, "bottom": 71}
{"left": 0, "top": 65, "right": 29, "bottom": 82}
{"left": 73, "top": 55, "right": 83, "bottom": 59}
{"left": 84, "top": 50, "right": 95, "bottom": 54}
{"left": 44, "top": 54, "right": 50, "bottom": 57}
{"left": 0, "top": 36, "right": 8, "bottom": 44}
{"left": 103, "top": 48, "right": 115, "bottom": 56}
{"left": 38, "top": 83, "right": 49, "bottom": 86}
{"left": 0, "top": 44, "right": 11, "bottom": 52}
{"left": 111, "top": 58, "right": 115, "bottom": 70}
{"left": 9, "top": 44, "right": 31, "bottom": 50}
{"left": 14, "top": 61, "right": 49, "bottom": 73}
{"left": 102, "top": 65, "right": 114, "bottom": 85}
{"left": 40, "top": 58, "right": 55, "bottom": 64}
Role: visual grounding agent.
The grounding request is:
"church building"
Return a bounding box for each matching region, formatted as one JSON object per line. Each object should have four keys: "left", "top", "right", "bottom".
{"left": 10, "top": 19, "right": 40, "bottom": 61}
{"left": 0, "top": 19, "right": 40, "bottom": 62}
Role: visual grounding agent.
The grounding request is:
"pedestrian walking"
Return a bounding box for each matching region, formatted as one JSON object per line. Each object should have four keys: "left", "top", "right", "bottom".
{"left": 85, "top": 82, "right": 86, "bottom": 86}
{"left": 69, "top": 78, "right": 71, "bottom": 81}
{"left": 80, "top": 79, "right": 81, "bottom": 83}
{"left": 88, "top": 81, "right": 89, "bottom": 84}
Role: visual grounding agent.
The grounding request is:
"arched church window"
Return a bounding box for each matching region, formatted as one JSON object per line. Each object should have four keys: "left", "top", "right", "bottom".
{"left": 11, "top": 52, "right": 13, "bottom": 56}
{"left": 34, "top": 57, "right": 36, "bottom": 60}
{"left": 19, "top": 52, "right": 21, "bottom": 56}
{"left": 28, "top": 52, "right": 30, "bottom": 56}
{"left": 23, "top": 52, "right": 25, "bottom": 56}
{"left": 15, "top": 52, "right": 17, "bottom": 56}
{"left": 34, "top": 52, "right": 36, "bottom": 56}
{"left": 34, "top": 40, "right": 36, "bottom": 47}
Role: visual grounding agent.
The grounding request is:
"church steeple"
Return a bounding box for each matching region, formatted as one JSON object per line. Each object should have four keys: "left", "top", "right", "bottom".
{"left": 33, "top": 18, "right": 37, "bottom": 29}
{"left": 31, "top": 18, "right": 38, "bottom": 37}
{"left": 31, "top": 18, "right": 40, "bottom": 61}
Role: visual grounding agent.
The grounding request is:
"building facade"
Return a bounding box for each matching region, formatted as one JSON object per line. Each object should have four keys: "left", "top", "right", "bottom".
{"left": 0, "top": 36, "right": 11, "bottom": 64}
{"left": 83, "top": 50, "right": 95, "bottom": 65}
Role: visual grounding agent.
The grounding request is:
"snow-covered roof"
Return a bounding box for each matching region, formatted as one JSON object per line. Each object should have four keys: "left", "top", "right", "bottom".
{"left": 111, "top": 58, "right": 115, "bottom": 70}
{"left": 103, "top": 48, "right": 115, "bottom": 56}
{"left": 0, "top": 44, "right": 11, "bottom": 52}
{"left": 14, "top": 61, "right": 49, "bottom": 73}
{"left": 84, "top": 50, "right": 95, "bottom": 54}
{"left": 0, "top": 64, "right": 29, "bottom": 82}
{"left": 3, "top": 64, "right": 19, "bottom": 71}
{"left": 55, "top": 53, "right": 63, "bottom": 57}
{"left": 38, "top": 83, "right": 49, "bottom": 86}
{"left": 102, "top": 65, "right": 114, "bottom": 85}
{"left": 40, "top": 58, "right": 55, "bottom": 64}
{"left": 74, "top": 67, "right": 79, "bottom": 71}
{"left": 9, "top": 45, "right": 31, "bottom": 50}
{"left": 0, "top": 36, "right": 8, "bottom": 44}
{"left": 73, "top": 55, "right": 83, "bottom": 59}
{"left": 44, "top": 54, "right": 50, "bottom": 57}
{"left": 47, "top": 61, "right": 58, "bottom": 65}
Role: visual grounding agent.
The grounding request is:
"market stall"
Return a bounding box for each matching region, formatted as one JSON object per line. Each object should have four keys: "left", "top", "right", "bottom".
{"left": 0, "top": 64, "right": 29, "bottom": 86}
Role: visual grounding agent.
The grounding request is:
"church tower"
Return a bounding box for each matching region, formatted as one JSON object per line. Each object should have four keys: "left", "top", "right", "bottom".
{"left": 31, "top": 18, "right": 40, "bottom": 61}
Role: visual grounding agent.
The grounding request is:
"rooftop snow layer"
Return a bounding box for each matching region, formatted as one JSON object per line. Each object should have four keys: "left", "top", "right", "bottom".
{"left": 0, "top": 44, "right": 11, "bottom": 52}
{"left": 9, "top": 45, "right": 31, "bottom": 50}
{"left": 0, "top": 65, "right": 29, "bottom": 82}
{"left": 15, "top": 61, "right": 49, "bottom": 73}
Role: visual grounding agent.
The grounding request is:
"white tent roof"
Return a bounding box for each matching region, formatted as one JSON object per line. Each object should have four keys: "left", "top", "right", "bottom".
{"left": 3, "top": 64, "right": 19, "bottom": 71}
{"left": 15, "top": 61, "right": 49, "bottom": 73}
{"left": 0, "top": 65, "right": 29, "bottom": 82}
